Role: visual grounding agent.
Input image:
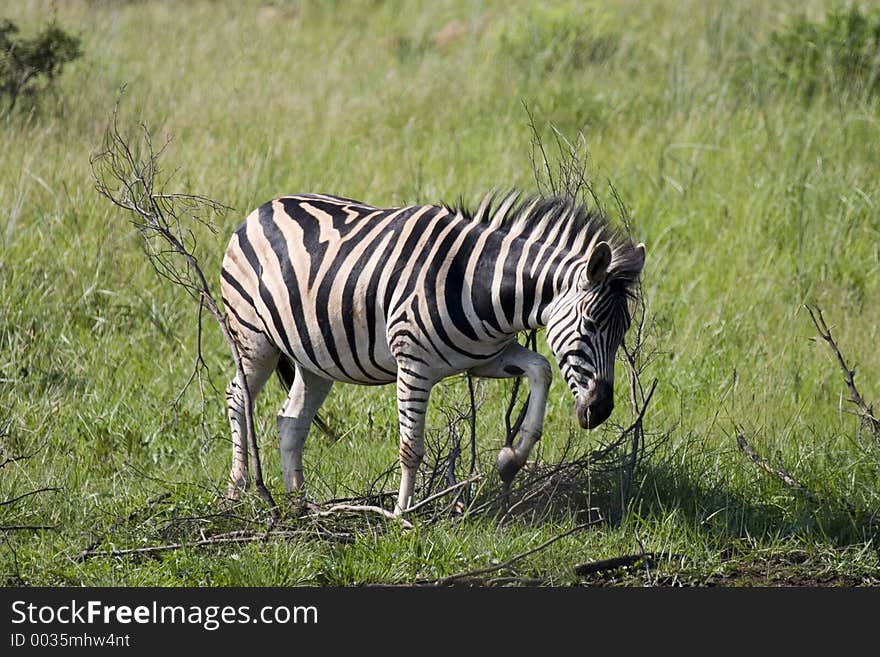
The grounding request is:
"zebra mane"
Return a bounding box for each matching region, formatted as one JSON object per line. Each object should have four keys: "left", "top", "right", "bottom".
{"left": 450, "top": 191, "right": 644, "bottom": 287}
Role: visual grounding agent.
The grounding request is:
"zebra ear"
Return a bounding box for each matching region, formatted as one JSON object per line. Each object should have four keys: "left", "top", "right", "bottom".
{"left": 581, "top": 241, "right": 612, "bottom": 288}
{"left": 635, "top": 242, "right": 646, "bottom": 271}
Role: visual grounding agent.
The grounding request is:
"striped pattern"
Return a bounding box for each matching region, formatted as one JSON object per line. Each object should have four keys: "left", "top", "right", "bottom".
{"left": 220, "top": 192, "right": 645, "bottom": 513}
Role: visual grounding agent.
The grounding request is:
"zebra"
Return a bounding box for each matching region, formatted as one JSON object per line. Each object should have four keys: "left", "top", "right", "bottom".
{"left": 220, "top": 191, "right": 645, "bottom": 515}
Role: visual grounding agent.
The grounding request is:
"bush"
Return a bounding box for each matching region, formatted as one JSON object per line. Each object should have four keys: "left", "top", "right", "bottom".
{"left": 769, "top": 4, "right": 880, "bottom": 99}
{"left": 0, "top": 18, "right": 82, "bottom": 112}
{"left": 499, "top": 2, "right": 619, "bottom": 74}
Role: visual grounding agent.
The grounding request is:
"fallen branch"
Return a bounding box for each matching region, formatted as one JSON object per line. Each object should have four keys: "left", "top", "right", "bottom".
{"left": 737, "top": 433, "right": 880, "bottom": 536}
{"left": 424, "top": 519, "right": 598, "bottom": 585}
{"left": 76, "top": 528, "right": 347, "bottom": 560}
{"left": 806, "top": 304, "right": 879, "bottom": 437}
{"left": 0, "top": 487, "right": 60, "bottom": 507}
{"left": 77, "top": 492, "right": 171, "bottom": 561}
{"left": 0, "top": 525, "right": 58, "bottom": 532}
{"left": 574, "top": 553, "right": 659, "bottom": 577}
{"left": 308, "top": 504, "right": 414, "bottom": 530}
{"left": 403, "top": 474, "right": 483, "bottom": 515}
{"left": 735, "top": 434, "right": 819, "bottom": 503}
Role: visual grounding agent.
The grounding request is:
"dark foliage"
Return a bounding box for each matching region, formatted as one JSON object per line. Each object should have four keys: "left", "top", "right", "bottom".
{"left": 770, "top": 4, "right": 880, "bottom": 99}
{"left": 0, "top": 18, "right": 81, "bottom": 112}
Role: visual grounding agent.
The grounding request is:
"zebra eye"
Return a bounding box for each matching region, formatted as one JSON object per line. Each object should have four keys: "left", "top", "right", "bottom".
{"left": 583, "top": 318, "right": 597, "bottom": 334}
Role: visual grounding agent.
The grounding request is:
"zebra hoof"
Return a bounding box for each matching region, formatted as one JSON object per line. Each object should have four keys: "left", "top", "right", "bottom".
{"left": 224, "top": 478, "right": 247, "bottom": 503}
{"left": 496, "top": 446, "right": 521, "bottom": 484}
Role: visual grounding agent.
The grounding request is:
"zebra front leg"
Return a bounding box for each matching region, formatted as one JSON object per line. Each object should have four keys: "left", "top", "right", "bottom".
{"left": 278, "top": 365, "right": 333, "bottom": 494}
{"left": 469, "top": 341, "right": 552, "bottom": 488}
{"left": 394, "top": 369, "right": 433, "bottom": 516}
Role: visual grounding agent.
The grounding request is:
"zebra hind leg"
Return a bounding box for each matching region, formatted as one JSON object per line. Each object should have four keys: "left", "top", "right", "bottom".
{"left": 225, "top": 333, "right": 279, "bottom": 500}
{"left": 277, "top": 364, "right": 333, "bottom": 497}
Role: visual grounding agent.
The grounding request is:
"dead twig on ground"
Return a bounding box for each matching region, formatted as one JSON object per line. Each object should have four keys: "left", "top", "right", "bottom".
{"left": 0, "top": 525, "right": 57, "bottom": 532}
{"left": 805, "top": 304, "right": 879, "bottom": 438}
{"left": 77, "top": 527, "right": 352, "bottom": 560}
{"left": 574, "top": 553, "right": 660, "bottom": 577}
{"left": 736, "top": 434, "right": 819, "bottom": 503}
{"left": 735, "top": 432, "right": 878, "bottom": 532}
{"left": 423, "top": 519, "right": 599, "bottom": 585}
{"left": 0, "top": 487, "right": 60, "bottom": 507}
{"left": 404, "top": 474, "right": 483, "bottom": 515}
{"left": 77, "top": 492, "right": 172, "bottom": 561}
{"left": 307, "top": 504, "right": 414, "bottom": 529}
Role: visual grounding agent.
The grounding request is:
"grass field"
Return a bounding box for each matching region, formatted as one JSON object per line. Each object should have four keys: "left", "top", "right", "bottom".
{"left": 2, "top": 0, "right": 879, "bottom": 586}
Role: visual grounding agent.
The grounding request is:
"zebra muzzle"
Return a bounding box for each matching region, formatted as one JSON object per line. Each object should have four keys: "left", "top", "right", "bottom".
{"left": 575, "top": 380, "right": 614, "bottom": 429}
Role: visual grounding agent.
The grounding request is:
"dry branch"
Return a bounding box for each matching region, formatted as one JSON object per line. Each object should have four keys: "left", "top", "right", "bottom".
{"left": 806, "top": 304, "right": 879, "bottom": 437}
{"left": 735, "top": 434, "right": 818, "bottom": 502}
{"left": 0, "top": 525, "right": 57, "bottom": 532}
{"left": 574, "top": 553, "right": 659, "bottom": 576}
{"left": 0, "top": 455, "right": 30, "bottom": 469}
{"left": 423, "top": 519, "right": 599, "bottom": 585}
{"left": 736, "top": 433, "right": 879, "bottom": 535}
{"left": 308, "top": 504, "right": 414, "bottom": 529}
{"left": 90, "top": 99, "right": 277, "bottom": 516}
{"left": 77, "top": 528, "right": 348, "bottom": 560}
{"left": 0, "top": 487, "right": 60, "bottom": 507}
{"left": 77, "top": 492, "right": 171, "bottom": 561}
{"left": 403, "top": 474, "right": 483, "bottom": 515}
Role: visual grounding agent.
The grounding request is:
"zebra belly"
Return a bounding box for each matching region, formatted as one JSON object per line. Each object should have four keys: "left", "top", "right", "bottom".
{"left": 281, "top": 323, "right": 399, "bottom": 386}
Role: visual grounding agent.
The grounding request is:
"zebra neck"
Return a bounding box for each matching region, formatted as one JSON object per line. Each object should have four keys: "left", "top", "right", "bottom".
{"left": 473, "top": 231, "right": 587, "bottom": 335}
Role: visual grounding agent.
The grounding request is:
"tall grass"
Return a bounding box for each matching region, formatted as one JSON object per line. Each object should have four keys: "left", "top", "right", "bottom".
{"left": 1, "top": 0, "right": 878, "bottom": 585}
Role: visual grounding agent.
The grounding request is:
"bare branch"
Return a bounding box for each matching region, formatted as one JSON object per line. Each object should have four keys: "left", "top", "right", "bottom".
{"left": 77, "top": 492, "right": 172, "bottom": 561}
{"left": 77, "top": 529, "right": 348, "bottom": 560}
{"left": 574, "top": 553, "right": 663, "bottom": 577}
{"left": 0, "top": 525, "right": 58, "bottom": 532}
{"left": 90, "top": 99, "right": 277, "bottom": 516}
{"left": 307, "top": 504, "right": 413, "bottom": 529}
{"left": 404, "top": 474, "right": 483, "bottom": 515}
{"left": 805, "top": 304, "right": 879, "bottom": 438}
{"left": 424, "top": 519, "right": 599, "bottom": 585}
{"left": 0, "top": 487, "right": 60, "bottom": 507}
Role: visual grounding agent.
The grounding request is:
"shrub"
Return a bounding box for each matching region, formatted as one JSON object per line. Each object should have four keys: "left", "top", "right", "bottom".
{"left": 0, "top": 18, "right": 82, "bottom": 112}
{"left": 499, "top": 2, "right": 619, "bottom": 74}
{"left": 769, "top": 4, "right": 880, "bottom": 99}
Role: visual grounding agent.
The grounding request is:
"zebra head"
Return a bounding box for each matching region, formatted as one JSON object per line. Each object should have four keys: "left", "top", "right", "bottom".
{"left": 545, "top": 240, "right": 645, "bottom": 429}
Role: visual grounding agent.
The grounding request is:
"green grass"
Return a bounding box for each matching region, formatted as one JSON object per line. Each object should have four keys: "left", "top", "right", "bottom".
{"left": 1, "top": 0, "right": 879, "bottom": 586}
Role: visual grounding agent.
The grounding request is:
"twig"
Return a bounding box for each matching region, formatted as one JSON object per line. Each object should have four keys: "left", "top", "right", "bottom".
{"left": 77, "top": 529, "right": 337, "bottom": 560}
{"left": 736, "top": 434, "right": 819, "bottom": 503}
{"left": 467, "top": 373, "right": 477, "bottom": 476}
{"left": 425, "top": 520, "right": 598, "bottom": 585}
{"left": 404, "top": 474, "right": 483, "bottom": 514}
{"left": 736, "top": 433, "right": 878, "bottom": 532}
{"left": 0, "top": 436, "right": 48, "bottom": 470}
{"left": 0, "top": 455, "right": 31, "bottom": 470}
{"left": 77, "top": 492, "right": 171, "bottom": 561}
{"left": 574, "top": 553, "right": 660, "bottom": 577}
{"left": 806, "top": 304, "right": 879, "bottom": 437}
{"left": 0, "top": 525, "right": 58, "bottom": 532}
{"left": 587, "top": 378, "right": 657, "bottom": 465}
{"left": 90, "top": 98, "right": 278, "bottom": 516}
{"left": 0, "top": 487, "right": 60, "bottom": 507}
{"left": 308, "top": 504, "right": 414, "bottom": 529}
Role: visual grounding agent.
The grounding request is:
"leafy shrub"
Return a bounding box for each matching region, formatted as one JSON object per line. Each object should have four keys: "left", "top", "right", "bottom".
{"left": 500, "top": 2, "right": 619, "bottom": 74}
{"left": 0, "top": 19, "right": 82, "bottom": 112}
{"left": 769, "top": 4, "right": 880, "bottom": 99}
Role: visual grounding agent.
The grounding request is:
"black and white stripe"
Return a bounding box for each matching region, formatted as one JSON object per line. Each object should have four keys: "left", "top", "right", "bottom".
{"left": 221, "top": 192, "right": 645, "bottom": 513}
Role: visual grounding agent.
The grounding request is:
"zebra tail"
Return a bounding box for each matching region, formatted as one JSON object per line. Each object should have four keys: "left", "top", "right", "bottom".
{"left": 275, "top": 356, "right": 338, "bottom": 441}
